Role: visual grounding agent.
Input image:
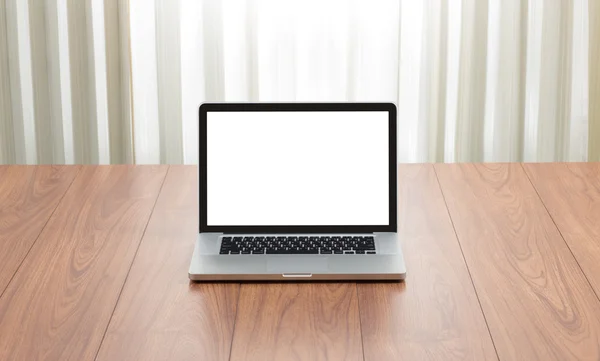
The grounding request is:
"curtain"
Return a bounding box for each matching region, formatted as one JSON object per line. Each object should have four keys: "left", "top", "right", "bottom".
{"left": 0, "top": 0, "right": 598, "bottom": 164}
{"left": 591, "top": 0, "right": 600, "bottom": 161}
{"left": 0, "top": 0, "right": 132, "bottom": 164}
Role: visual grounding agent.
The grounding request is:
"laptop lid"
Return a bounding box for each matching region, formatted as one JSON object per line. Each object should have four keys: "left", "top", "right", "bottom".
{"left": 199, "top": 103, "right": 397, "bottom": 233}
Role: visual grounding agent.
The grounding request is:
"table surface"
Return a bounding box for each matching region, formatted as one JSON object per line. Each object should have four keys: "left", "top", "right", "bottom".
{"left": 1, "top": 164, "right": 600, "bottom": 361}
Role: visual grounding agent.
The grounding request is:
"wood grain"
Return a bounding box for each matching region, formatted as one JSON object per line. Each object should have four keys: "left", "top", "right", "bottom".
{"left": 230, "top": 282, "right": 362, "bottom": 361}
{"left": 0, "top": 166, "right": 79, "bottom": 296}
{"left": 357, "top": 164, "right": 498, "bottom": 361}
{"left": 524, "top": 163, "right": 600, "bottom": 296}
{"left": 435, "top": 163, "right": 600, "bottom": 361}
{"left": 96, "top": 166, "right": 239, "bottom": 361}
{"left": 0, "top": 165, "right": 167, "bottom": 361}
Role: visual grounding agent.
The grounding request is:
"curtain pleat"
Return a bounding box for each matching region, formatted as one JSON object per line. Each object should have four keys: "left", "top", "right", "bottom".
{"left": 0, "top": 1, "right": 15, "bottom": 163}
{"left": 156, "top": 0, "right": 182, "bottom": 164}
{"left": 569, "top": 0, "right": 588, "bottom": 161}
{"left": 423, "top": 0, "right": 447, "bottom": 163}
{"left": 106, "top": 0, "right": 130, "bottom": 164}
{"left": 454, "top": 0, "right": 488, "bottom": 162}
{"left": 179, "top": 0, "right": 203, "bottom": 165}
{"left": 0, "top": 0, "right": 130, "bottom": 165}
{"left": 129, "top": 0, "right": 159, "bottom": 164}
{"left": 590, "top": 0, "right": 600, "bottom": 161}
{"left": 536, "top": 0, "right": 573, "bottom": 162}
{"left": 484, "top": 0, "right": 527, "bottom": 162}
{"left": 5, "top": 0, "right": 38, "bottom": 164}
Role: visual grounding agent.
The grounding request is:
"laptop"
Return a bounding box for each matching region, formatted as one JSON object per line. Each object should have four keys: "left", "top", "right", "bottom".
{"left": 189, "top": 102, "right": 406, "bottom": 281}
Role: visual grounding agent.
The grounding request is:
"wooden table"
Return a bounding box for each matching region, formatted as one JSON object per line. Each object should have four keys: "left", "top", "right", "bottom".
{"left": 1, "top": 164, "right": 600, "bottom": 361}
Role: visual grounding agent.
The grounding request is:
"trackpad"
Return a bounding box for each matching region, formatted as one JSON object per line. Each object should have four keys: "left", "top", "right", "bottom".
{"left": 267, "top": 257, "right": 328, "bottom": 273}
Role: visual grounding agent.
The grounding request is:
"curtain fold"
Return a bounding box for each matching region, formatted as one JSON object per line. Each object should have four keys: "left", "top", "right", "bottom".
{"left": 0, "top": 0, "right": 131, "bottom": 165}
{"left": 590, "top": 0, "right": 600, "bottom": 161}
{"left": 454, "top": 0, "right": 488, "bottom": 162}
{"left": 484, "top": 0, "right": 526, "bottom": 162}
{"left": 0, "top": 0, "right": 597, "bottom": 164}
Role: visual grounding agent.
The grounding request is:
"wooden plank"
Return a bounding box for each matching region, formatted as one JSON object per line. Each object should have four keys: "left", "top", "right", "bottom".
{"left": 357, "top": 164, "right": 498, "bottom": 361}
{"left": 435, "top": 163, "right": 600, "bottom": 361}
{"left": 0, "top": 165, "right": 79, "bottom": 296}
{"left": 524, "top": 163, "right": 600, "bottom": 295}
{"left": 0, "top": 165, "right": 167, "bottom": 361}
{"left": 230, "top": 282, "right": 362, "bottom": 361}
{"left": 96, "top": 166, "right": 239, "bottom": 361}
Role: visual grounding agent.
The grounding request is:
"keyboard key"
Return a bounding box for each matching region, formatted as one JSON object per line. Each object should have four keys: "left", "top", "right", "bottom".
{"left": 366, "top": 251, "right": 376, "bottom": 254}
{"left": 356, "top": 250, "right": 365, "bottom": 254}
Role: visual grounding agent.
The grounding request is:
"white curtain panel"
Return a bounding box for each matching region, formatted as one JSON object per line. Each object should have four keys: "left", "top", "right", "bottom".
{"left": 0, "top": 0, "right": 598, "bottom": 164}
{"left": 591, "top": 0, "right": 600, "bottom": 161}
{"left": 0, "top": 0, "right": 132, "bottom": 164}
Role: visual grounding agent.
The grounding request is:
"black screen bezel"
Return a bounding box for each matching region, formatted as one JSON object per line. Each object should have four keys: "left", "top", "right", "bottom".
{"left": 199, "top": 102, "right": 397, "bottom": 233}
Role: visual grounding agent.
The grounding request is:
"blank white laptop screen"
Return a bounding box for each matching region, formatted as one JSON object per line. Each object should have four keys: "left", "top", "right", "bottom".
{"left": 206, "top": 111, "right": 389, "bottom": 226}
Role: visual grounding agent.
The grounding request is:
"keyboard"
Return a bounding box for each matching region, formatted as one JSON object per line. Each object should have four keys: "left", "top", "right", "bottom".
{"left": 219, "top": 236, "right": 376, "bottom": 255}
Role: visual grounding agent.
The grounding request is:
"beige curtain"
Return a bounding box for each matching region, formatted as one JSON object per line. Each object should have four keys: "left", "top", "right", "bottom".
{"left": 0, "top": 0, "right": 599, "bottom": 164}
{"left": 0, "top": 0, "right": 132, "bottom": 164}
{"left": 590, "top": 0, "right": 600, "bottom": 161}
